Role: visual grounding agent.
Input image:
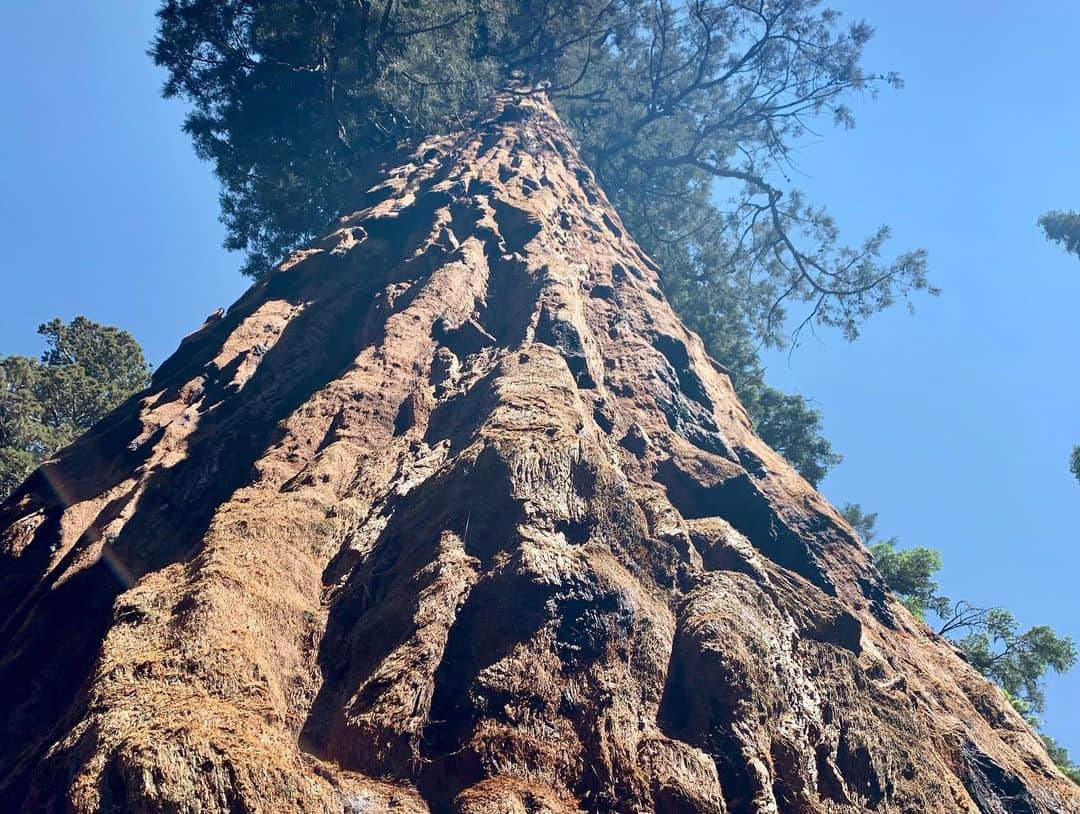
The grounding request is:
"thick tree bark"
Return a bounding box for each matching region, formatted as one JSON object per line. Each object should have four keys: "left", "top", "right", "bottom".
{"left": 0, "top": 92, "right": 1076, "bottom": 813}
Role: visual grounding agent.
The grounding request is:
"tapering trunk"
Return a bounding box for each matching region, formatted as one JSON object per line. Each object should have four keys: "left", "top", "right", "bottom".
{"left": 1, "top": 93, "right": 1076, "bottom": 813}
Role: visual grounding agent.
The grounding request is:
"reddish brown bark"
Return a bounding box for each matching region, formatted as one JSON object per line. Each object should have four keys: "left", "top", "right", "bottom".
{"left": 1, "top": 93, "right": 1076, "bottom": 813}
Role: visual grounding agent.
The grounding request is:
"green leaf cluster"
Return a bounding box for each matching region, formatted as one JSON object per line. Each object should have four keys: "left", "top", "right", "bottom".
{"left": 842, "top": 503, "right": 944, "bottom": 619}
{"left": 1041, "top": 733, "right": 1080, "bottom": 785}
{"left": 845, "top": 503, "right": 1078, "bottom": 782}
{"left": 959, "top": 609, "right": 1076, "bottom": 716}
{"left": 152, "top": 1, "right": 934, "bottom": 328}
{"left": 1040, "top": 210, "right": 1080, "bottom": 260}
{"left": 745, "top": 387, "right": 840, "bottom": 488}
{"left": 0, "top": 318, "right": 151, "bottom": 502}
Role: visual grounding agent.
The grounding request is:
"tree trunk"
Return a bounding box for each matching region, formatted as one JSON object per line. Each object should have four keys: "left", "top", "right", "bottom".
{"left": 0, "top": 92, "right": 1076, "bottom": 814}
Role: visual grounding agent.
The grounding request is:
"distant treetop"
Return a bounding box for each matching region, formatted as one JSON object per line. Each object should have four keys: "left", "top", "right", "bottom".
{"left": 1040, "top": 211, "right": 1080, "bottom": 261}
{"left": 0, "top": 317, "right": 150, "bottom": 502}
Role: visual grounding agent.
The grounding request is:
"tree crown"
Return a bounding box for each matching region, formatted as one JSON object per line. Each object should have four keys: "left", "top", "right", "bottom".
{"left": 1040, "top": 210, "right": 1080, "bottom": 261}
{"left": 152, "top": 0, "right": 933, "bottom": 346}
{"left": 0, "top": 318, "right": 150, "bottom": 501}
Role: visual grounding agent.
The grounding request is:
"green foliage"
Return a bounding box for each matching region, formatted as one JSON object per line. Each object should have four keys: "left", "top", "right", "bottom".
{"left": 1040, "top": 210, "right": 1080, "bottom": 260}
{"left": 1071, "top": 445, "right": 1080, "bottom": 484}
{"left": 840, "top": 502, "right": 879, "bottom": 544}
{"left": 848, "top": 503, "right": 1078, "bottom": 779}
{"left": 152, "top": 1, "right": 933, "bottom": 340}
{"left": 154, "top": 0, "right": 934, "bottom": 335}
{"left": 841, "top": 503, "right": 945, "bottom": 619}
{"left": 561, "top": 2, "right": 935, "bottom": 348}
{"left": 745, "top": 386, "right": 840, "bottom": 487}
{"left": 868, "top": 540, "right": 946, "bottom": 620}
{"left": 852, "top": 503, "right": 1077, "bottom": 714}
{"left": 1041, "top": 733, "right": 1080, "bottom": 784}
{"left": 0, "top": 356, "right": 43, "bottom": 500}
{"left": 0, "top": 318, "right": 151, "bottom": 502}
{"left": 153, "top": 0, "right": 935, "bottom": 487}
{"left": 957, "top": 609, "right": 1076, "bottom": 715}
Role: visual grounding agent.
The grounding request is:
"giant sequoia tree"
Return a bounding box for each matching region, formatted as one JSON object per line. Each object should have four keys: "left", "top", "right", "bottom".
{"left": 2, "top": 87, "right": 1076, "bottom": 814}
{"left": 154, "top": 0, "right": 933, "bottom": 334}
{"left": 1, "top": 4, "right": 1077, "bottom": 813}
{"left": 152, "top": 0, "right": 936, "bottom": 484}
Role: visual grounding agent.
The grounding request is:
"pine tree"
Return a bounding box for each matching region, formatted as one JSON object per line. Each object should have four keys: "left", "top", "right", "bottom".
{"left": 1, "top": 318, "right": 150, "bottom": 501}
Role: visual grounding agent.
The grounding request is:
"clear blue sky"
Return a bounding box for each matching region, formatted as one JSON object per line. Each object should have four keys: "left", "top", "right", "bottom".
{"left": 1, "top": 2, "right": 1077, "bottom": 753}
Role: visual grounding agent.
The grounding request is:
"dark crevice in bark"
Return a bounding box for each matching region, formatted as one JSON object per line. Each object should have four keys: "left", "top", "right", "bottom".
{"left": 652, "top": 335, "right": 713, "bottom": 411}
{"left": 960, "top": 742, "right": 1039, "bottom": 814}
{"left": 657, "top": 459, "right": 835, "bottom": 596}
{"left": 534, "top": 306, "right": 595, "bottom": 388}
{"left": 657, "top": 627, "right": 758, "bottom": 814}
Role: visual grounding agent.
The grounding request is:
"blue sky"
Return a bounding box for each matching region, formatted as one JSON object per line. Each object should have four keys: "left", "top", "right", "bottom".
{"left": 1, "top": 2, "right": 1077, "bottom": 753}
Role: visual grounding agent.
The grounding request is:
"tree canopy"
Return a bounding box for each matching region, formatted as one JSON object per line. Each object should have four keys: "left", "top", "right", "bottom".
{"left": 744, "top": 385, "right": 840, "bottom": 487}
{"left": 152, "top": 0, "right": 937, "bottom": 486}
{"left": 959, "top": 609, "right": 1076, "bottom": 716}
{"left": 0, "top": 318, "right": 151, "bottom": 501}
{"left": 842, "top": 503, "right": 947, "bottom": 620}
{"left": 1043, "top": 734, "right": 1080, "bottom": 785}
{"left": 1040, "top": 210, "right": 1080, "bottom": 261}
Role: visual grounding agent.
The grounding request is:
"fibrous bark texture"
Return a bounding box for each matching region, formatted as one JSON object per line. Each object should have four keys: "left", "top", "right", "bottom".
{"left": 1, "top": 93, "right": 1076, "bottom": 814}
